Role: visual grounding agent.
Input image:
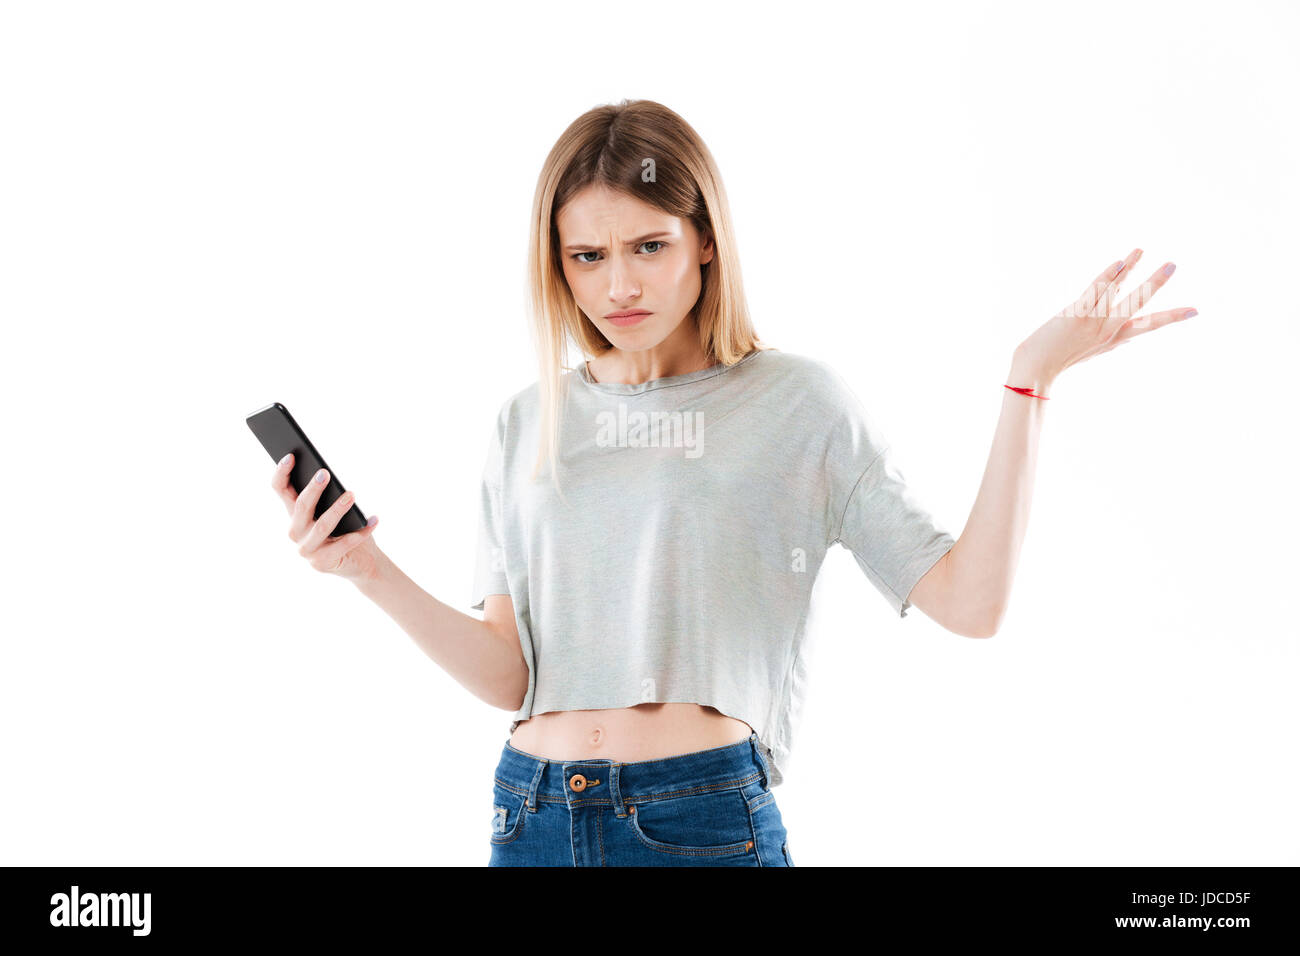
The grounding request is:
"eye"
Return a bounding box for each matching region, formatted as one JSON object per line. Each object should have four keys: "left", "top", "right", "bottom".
{"left": 570, "top": 241, "right": 667, "bottom": 264}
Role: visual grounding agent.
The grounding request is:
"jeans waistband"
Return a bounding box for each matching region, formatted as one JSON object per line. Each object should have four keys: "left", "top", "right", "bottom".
{"left": 494, "top": 733, "right": 772, "bottom": 819}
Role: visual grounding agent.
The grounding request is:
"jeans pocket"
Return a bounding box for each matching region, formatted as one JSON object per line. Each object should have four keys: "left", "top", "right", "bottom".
{"left": 489, "top": 781, "right": 528, "bottom": 845}
{"left": 625, "top": 785, "right": 754, "bottom": 859}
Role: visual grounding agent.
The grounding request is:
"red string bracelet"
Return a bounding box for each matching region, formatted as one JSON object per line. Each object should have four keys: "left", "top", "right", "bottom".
{"left": 1004, "top": 384, "right": 1050, "bottom": 400}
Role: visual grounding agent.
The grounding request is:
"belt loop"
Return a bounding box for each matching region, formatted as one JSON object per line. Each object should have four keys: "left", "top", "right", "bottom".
{"left": 610, "top": 762, "right": 626, "bottom": 818}
{"left": 526, "top": 757, "right": 546, "bottom": 812}
{"left": 749, "top": 733, "right": 770, "bottom": 791}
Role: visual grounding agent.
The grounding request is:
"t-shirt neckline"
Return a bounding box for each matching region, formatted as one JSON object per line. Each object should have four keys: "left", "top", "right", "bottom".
{"left": 576, "top": 348, "right": 763, "bottom": 395}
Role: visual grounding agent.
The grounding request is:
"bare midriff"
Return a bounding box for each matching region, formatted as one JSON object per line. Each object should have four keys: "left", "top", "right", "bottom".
{"left": 507, "top": 702, "right": 754, "bottom": 763}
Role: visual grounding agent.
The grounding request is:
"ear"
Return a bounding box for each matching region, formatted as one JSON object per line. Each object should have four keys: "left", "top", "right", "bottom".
{"left": 699, "top": 233, "right": 716, "bottom": 266}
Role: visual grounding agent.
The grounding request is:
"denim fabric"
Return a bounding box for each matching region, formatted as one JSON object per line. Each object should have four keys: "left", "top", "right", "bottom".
{"left": 488, "top": 733, "right": 795, "bottom": 867}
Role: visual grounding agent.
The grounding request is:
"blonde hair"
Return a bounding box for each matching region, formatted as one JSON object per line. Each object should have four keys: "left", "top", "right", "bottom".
{"left": 524, "top": 98, "right": 773, "bottom": 498}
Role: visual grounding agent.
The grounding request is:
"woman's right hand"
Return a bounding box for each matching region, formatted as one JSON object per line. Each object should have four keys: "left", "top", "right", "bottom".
{"left": 272, "top": 452, "right": 380, "bottom": 583}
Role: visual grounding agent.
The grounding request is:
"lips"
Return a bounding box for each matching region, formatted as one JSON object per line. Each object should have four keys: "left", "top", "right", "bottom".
{"left": 606, "top": 310, "right": 651, "bottom": 327}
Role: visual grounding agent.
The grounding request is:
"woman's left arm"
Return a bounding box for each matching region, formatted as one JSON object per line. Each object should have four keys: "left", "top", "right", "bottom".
{"left": 909, "top": 247, "right": 1198, "bottom": 637}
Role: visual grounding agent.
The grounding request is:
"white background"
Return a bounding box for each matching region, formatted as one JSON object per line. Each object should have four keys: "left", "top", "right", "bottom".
{"left": 3, "top": 0, "right": 1296, "bottom": 867}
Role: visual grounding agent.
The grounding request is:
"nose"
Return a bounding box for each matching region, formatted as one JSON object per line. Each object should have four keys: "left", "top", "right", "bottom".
{"left": 605, "top": 257, "right": 640, "bottom": 302}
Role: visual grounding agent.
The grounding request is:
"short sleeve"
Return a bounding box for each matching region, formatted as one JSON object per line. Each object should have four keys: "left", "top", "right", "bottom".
{"left": 833, "top": 445, "right": 956, "bottom": 618}
{"left": 824, "top": 372, "right": 956, "bottom": 619}
{"left": 470, "top": 410, "right": 510, "bottom": 612}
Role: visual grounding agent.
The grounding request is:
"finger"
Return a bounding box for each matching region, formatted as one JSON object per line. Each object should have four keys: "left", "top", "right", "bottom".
{"left": 271, "top": 453, "right": 298, "bottom": 515}
{"left": 1072, "top": 257, "right": 1127, "bottom": 317}
{"left": 298, "top": 488, "right": 357, "bottom": 556}
{"left": 1102, "top": 248, "right": 1144, "bottom": 313}
{"left": 1111, "top": 262, "right": 1177, "bottom": 322}
{"left": 1108, "top": 307, "right": 1198, "bottom": 346}
{"left": 310, "top": 518, "right": 379, "bottom": 573}
{"left": 290, "top": 467, "right": 333, "bottom": 539}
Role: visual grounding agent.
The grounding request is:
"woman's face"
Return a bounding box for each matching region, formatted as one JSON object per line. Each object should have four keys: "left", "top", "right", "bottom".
{"left": 557, "top": 184, "right": 714, "bottom": 351}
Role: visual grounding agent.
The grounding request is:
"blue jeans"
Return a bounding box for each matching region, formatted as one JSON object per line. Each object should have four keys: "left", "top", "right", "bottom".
{"left": 488, "top": 733, "right": 794, "bottom": 867}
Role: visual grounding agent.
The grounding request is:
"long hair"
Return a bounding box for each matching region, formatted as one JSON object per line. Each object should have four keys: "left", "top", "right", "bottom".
{"left": 525, "top": 99, "right": 772, "bottom": 499}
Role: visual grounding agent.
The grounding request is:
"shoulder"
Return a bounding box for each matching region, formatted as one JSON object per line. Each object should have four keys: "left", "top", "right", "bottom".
{"left": 491, "top": 376, "right": 548, "bottom": 427}
{"left": 748, "top": 347, "right": 865, "bottom": 412}
{"left": 487, "top": 368, "right": 581, "bottom": 444}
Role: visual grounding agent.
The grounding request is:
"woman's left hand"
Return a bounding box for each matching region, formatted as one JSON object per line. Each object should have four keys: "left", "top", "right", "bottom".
{"left": 1015, "top": 248, "right": 1198, "bottom": 384}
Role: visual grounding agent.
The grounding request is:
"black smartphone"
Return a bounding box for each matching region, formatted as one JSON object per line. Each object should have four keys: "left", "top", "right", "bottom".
{"left": 246, "top": 402, "right": 368, "bottom": 537}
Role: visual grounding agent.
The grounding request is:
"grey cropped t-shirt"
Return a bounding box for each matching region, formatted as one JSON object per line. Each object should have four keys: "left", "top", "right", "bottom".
{"left": 470, "top": 346, "right": 956, "bottom": 787}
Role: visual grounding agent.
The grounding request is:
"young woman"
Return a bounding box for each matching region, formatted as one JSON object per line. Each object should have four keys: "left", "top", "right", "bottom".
{"left": 268, "top": 99, "right": 1195, "bottom": 867}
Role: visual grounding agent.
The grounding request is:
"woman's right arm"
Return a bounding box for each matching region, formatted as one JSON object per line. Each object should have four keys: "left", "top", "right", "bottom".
{"left": 352, "top": 551, "right": 528, "bottom": 713}
{"left": 271, "top": 452, "right": 527, "bottom": 713}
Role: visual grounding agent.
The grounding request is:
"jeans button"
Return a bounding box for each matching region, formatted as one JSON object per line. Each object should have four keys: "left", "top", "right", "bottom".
{"left": 569, "top": 773, "right": 587, "bottom": 792}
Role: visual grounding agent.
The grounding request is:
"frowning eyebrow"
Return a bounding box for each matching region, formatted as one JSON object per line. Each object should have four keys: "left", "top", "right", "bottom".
{"left": 563, "top": 231, "right": 674, "bottom": 253}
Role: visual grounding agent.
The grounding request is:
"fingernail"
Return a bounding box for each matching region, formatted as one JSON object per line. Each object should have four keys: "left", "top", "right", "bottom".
{"left": 1112, "top": 260, "right": 1125, "bottom": 274}
{"left": 315, "top": 469, "right": 328, "bottom": 483}
{"left": 279, "top": 453, "right": 291, "bottom": 467}
{"left": 366, "top": 516, "right": 378, "bottom": 527}
{"left": 1184, "top": 309, "right": 1198, "bottom": 318}
{"left": 1163, "top": 263, "right": 1176, "bottom": 277}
